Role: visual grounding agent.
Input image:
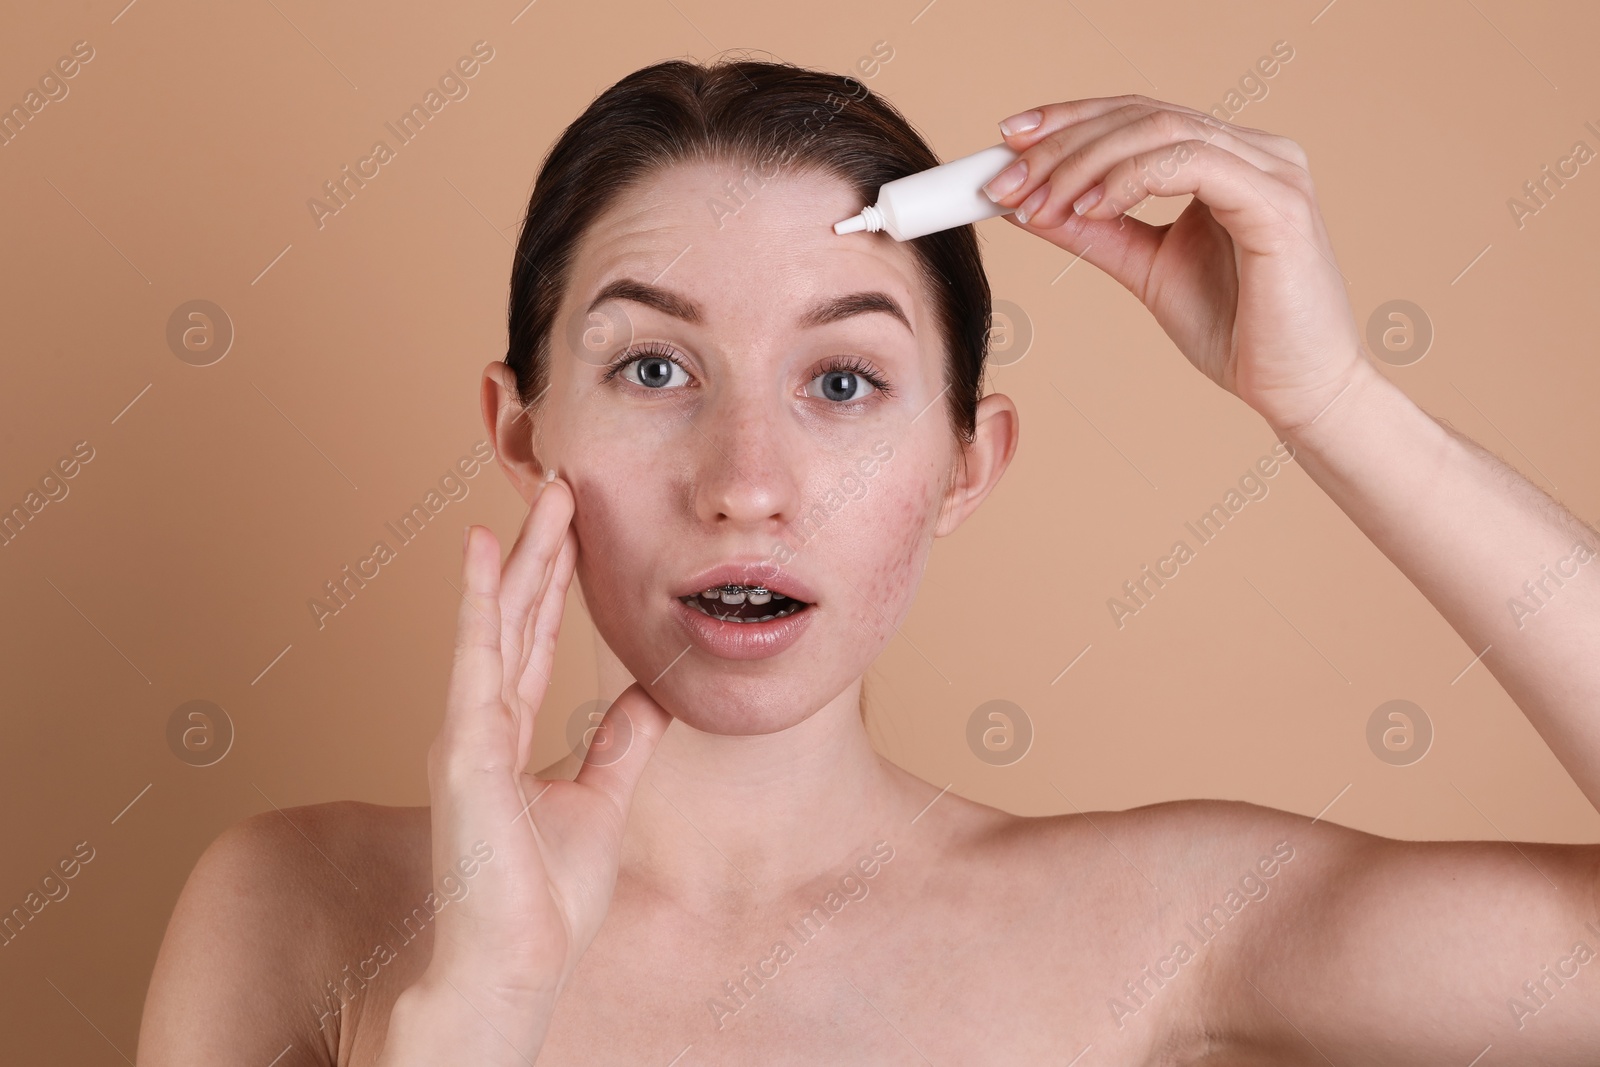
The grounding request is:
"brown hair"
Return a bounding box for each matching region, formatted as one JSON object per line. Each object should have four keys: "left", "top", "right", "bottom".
{"left": 503, "top": 56, "right": 991, "bottom": 444}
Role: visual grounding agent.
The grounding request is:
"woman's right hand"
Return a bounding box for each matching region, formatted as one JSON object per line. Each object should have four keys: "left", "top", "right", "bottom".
{"left": 380, "top": 475, "right": 672, "bottom": 1064}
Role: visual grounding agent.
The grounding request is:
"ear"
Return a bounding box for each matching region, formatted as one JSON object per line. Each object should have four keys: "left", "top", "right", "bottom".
{"left": 480, "top": 360, "right": 551, "bottom": 504}
{"left": 934, "top": 391, "right": 1019, "bottom": 538}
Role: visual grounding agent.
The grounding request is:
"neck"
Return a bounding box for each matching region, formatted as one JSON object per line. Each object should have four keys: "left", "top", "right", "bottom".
{"left": 594, "top": 644, "right": 912, "bottom": 910}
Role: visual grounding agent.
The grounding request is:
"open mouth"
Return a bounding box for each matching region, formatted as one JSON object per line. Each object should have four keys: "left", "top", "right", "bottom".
{"left": 678, "top": 585, "right": 811, "bottom": 624}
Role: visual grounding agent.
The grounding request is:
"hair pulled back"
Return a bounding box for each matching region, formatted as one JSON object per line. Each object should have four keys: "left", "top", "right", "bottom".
{"left": 504, "top": 57, "right": 991, "bottom": 443}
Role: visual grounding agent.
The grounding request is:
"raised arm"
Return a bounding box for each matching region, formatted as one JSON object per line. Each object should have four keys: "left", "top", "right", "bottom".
{"left": 1145, "top": 799, "right": 1600, "bottom": 1066}
{"left": 1271, "top": 362, "right": 1600, "bottom": 806}
{"left": 987, "top": 93, "right": 1600, "bottom": 810}
{"left": 985, "top": 94, "right": 1600, "bottom": 1062}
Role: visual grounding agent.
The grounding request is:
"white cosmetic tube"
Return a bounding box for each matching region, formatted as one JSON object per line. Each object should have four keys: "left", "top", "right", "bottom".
{"left": 833, "top": 143, "right": 1021, "bottom": 241}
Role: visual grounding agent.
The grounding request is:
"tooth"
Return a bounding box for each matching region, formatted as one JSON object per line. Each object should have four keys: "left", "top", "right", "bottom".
{"left": 747, "top": 590, "right": 772, "bottom": 605}
{"left": 720, "top": 589, "right": 746, "bottom": 605}
{"left": 702, "top": 588, "right": 721, "bottom": 599}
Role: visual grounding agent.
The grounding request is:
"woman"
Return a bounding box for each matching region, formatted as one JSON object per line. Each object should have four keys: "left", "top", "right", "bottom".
{"left": 137, "top": 59, "right": 1600, "bottom": 1065}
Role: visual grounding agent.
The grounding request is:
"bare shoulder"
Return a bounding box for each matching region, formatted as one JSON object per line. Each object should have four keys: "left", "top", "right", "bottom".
{"left": 988, "top": 795, "right": 1384, "bottom": 931}
{"left": 995, "top": 797, "right": 1600, "bottom": 1064}
{"left": 937, "top": 792, "right": 1325, "bottom": 868}
{"left": 938, "top": 796, "right": 1359, "bottom": 1059}
{"left": 138, "top": 800, "right": 431, "bottom": 1066}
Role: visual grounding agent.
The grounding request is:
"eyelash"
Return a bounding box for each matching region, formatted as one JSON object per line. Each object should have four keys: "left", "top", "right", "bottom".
{"left": 599, "top": 343, "right": 896, "bottom": 400}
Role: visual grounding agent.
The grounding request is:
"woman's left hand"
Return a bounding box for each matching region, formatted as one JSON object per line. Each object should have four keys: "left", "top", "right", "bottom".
{"left": 986, "top": 95, "right": 1369, "bottom": 434}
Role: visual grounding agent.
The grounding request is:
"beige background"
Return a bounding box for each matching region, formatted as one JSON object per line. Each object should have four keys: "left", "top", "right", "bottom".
{"left": 2, "top": 0, "right": 1598, "bottom": 1059}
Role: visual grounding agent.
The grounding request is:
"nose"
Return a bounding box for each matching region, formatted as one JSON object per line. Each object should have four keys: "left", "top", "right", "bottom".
{"left": 690, "top": 393, "right": 802, "bottom": 530}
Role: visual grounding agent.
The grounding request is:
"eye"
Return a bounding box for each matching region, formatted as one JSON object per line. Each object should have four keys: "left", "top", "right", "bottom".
{"left": 603, "top": 344, "right": 692, "bottom": 390}
{"left": 805, "top": 357, "right": 892, "bottom": 404}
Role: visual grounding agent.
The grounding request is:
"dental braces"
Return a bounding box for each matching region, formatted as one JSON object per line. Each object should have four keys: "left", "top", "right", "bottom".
{"left": 704, "top": 584, "right": 773, "bottom": 596}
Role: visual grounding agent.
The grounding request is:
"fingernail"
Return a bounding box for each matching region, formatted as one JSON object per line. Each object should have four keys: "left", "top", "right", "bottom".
{"left": 1074, "top": 183, "right": 1105, "bottom": 215}
{"left": 983, "top": 159, "right": 1027, "bottom": 202}
{"left": 1015, "top": 182, "right": 1051, "bottom": 225}
{"left": 531, "top": 467, "right": 555, "bottom": 505}
{"left": 999, "top": 110, "right": 1042, "bottom": 136}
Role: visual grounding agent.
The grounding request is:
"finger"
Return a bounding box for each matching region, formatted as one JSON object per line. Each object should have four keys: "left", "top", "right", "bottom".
{"left": 439, "top": 524, "right": 516, "bottom": 770}
{"left": 573, "top": 682, "right": 673, "bottom": 816}
{"left": 1003, "top": 140, "right": 1313, "bottom": 303}
{"left": 1001, "top": 95, "right": 1308, "bottom": 171}
{"left": 429, "top": 533, "right": 530, "bottom": 973}
{"left": 998, "top": 95, "right": 1148, "bottom": 142}
{"left": 1064, "top": 108, "right": 1295, "bottom": 193}
{"left": 995, "top": 107, "right": 1295, "bottom": 230}
{"left": 512, "top": 523, "right": 579, "bottom": 771}
{"left": 1083, "top": 139, "right": 1312, "bottom": 257}
{"left": 516, "top": 521, "right": 577, "bottom": 701}
{"left": 493, "top": 487, "right": 571, "bottom": 730}
{"left": 499, "top": 478, "right": 573, "bottom": 770}
{"left": 1002, "top": 207, "right": 1167, "bottom": 301}
{"left": 499, "top": 477, "right": 574, "bottom": 668}
{"left": 506, "top": 481, "right": 574, "bottom": 701}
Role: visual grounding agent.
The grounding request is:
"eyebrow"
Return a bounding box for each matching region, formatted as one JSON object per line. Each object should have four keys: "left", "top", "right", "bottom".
{"left": 586, "top": 278, "right": 913, "bottom": 335}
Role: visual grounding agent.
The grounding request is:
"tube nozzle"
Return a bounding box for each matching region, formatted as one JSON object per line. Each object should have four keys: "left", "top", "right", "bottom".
{"left": 833, "top": 212, "right": 869, "bottom": 235}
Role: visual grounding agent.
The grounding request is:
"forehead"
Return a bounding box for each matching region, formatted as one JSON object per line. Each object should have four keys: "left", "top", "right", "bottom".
{"left": 565, "top": 159, "right": 932, "bottom": 334}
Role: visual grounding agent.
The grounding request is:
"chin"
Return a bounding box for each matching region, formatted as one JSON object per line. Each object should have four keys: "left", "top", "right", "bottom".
{"left": 664, "top": 697, "right": 814, "bottom": 737}
{"left": 652, "top": 670, "right": 831, "bottom": 736}
{"left": 599, "top": 616, "right": 848, "bottom": 738}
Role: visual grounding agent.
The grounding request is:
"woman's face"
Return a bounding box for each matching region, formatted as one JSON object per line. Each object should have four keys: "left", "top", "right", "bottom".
{"left": 530, "top": 160, "right": 975, "bottom": 736}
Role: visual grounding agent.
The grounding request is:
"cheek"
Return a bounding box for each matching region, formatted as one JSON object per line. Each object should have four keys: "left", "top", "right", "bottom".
{"left": 555, "top": 400, "right": 671, "bottom": 518}
{"left": 565, "top": 447, "right": 673, "bottom": 618}
{"left": 837, "top": 468, "right": 943, "bottom": 642}
{"left": 571, "top": 483, "right": 628, "bottom": 575}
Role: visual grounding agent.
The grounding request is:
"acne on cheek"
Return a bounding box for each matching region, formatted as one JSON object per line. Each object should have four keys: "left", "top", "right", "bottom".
{"left": 841, "top": 475, "right": 941, "bottom": 642}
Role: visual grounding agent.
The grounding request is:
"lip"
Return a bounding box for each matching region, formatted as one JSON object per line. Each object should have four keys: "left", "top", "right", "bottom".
{"left": 674, "top": 560, "right": 820, "bottom": 605}
{"left": 670, "top": 593, "right": 816, "bottom": 660}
